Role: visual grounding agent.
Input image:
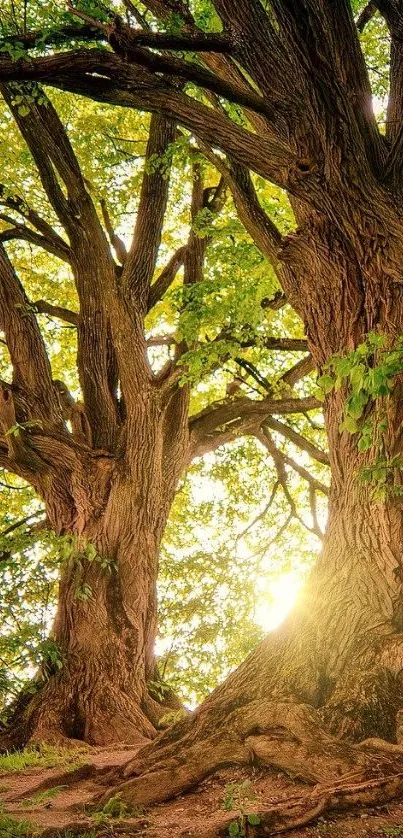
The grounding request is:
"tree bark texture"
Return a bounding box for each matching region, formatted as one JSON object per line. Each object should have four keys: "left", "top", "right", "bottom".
{"left": 4, "top": 389, "right": 190, "bottom": 747}
{"left": 103, "top": 236, "right": 403, "bottom": 812}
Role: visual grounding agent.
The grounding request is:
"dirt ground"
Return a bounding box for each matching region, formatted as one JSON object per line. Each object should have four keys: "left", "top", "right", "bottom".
{"left": 2, "top": 746, "right": 403, "bottom": 837}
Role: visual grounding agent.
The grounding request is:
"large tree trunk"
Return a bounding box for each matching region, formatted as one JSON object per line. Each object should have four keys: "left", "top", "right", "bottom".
{"left": 104, "top": 250, "right": 403, "bottom": 812}
{"left": 100, "top": 402, "right": 403, "bottom": 814}
{"left": 5, "top": 391, "right": 189, "bottom": 748}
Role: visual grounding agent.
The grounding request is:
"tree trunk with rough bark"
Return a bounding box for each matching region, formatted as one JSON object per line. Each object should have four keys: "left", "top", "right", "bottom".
{"left": 5, "top": 392, "right": 190, "bottom": 747}
{"left": 104, "top": 245, "right": 403, "bottom": 815}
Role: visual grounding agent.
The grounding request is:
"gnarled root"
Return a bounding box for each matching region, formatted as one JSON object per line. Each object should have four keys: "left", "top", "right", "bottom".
{"left": 97, "top": 700, "right": 402, "bottom": 809}
{"left": 214, "top": 773, "right": 403, "bottom": 836}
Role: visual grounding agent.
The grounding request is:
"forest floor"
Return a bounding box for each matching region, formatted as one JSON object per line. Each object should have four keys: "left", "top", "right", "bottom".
{"left": 1, "top": 744, "right": 403, "bottom": 838}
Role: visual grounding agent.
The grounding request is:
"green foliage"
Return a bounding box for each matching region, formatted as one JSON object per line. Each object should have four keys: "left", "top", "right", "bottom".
{"left": 317, "top": 331, "right": 403, "bottom": 442}
{"left": 380, "top": 828, "right": 403, "bottom": 838}
{"left": 222, "top": 779, "right": 256, "bottom": 812}
{"left": 20, "top": 785, "right": 67, "bottom": 808}
{"left": 91, "top": 793, "right": 138, "bottom": 824}
{"left": 223, "top": 779, "right": 260, "bottom": 837}
{"left": 0, "top": 745, "right": 88, "bottom": 774}
{"left": 0, "top": 806, "right": 34, "bottom": 837}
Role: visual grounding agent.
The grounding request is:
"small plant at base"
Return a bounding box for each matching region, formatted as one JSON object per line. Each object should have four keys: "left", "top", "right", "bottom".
{"left": 222, "top": 780, "right": 260, "bottom": 837}
{"left": 228, "top": 813, "right": 261, "bottom": 837}
{"left": 222, "top": 780, "right": 256, "bottom": 812}
{"left": 380, "top": 827, "right": 403, "bottom": 837}
{"left": 0, "top": 744, "right": 88, "bottom": 774}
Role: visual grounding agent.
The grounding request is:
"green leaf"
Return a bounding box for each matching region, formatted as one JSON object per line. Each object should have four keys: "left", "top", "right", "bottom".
{"left": 346, "top": 391, "right": 368, "bottom": 419}
{"left": 339, "top": 416, "right": 358, "bottom": 434}
{"left": 247, "top": 813, "right": 261, "bottom": 825}
{"left": 228, "top": 823, "right": 240, "bottom": 837}
{"left": 317, "top": 374, "right": 334, "bottom": 395}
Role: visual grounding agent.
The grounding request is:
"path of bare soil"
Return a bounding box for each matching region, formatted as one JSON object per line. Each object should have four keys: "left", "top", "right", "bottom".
{"left": 1, "top": 746, "right": 403, "bottom": 837}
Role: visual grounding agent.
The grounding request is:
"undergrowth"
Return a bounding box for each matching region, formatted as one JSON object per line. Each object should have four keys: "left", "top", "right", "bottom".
{"left": 0, "top": 745, "right": 88, "bottom": 775}
{"left": 0, "top": 804, "right": 34, "bottom": 836}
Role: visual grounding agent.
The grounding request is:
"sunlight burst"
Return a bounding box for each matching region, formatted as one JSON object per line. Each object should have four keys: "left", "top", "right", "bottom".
{"left": 254, "top": 573, "right": 302, "bottom": 632}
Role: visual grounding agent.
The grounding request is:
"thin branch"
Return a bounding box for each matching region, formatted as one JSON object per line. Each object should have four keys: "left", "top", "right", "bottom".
{"left": 33, "top": 300, "right": 78, "bottom": 327}
{"left": 100, "top": 198, "right": 127, "bottom": 264}
{"left": 122, "top": 0, "right": 151, "bottom": 29}
{"left": 261, "top": 291, "right": 287, "bottom": 311}
{"left": 147, "top": 245, "right": 186, "bottom": 310}
{"left": 146, "top": 334, "right": 176, "bottom": 346}
{"left": 235, "top": 480, "right": 280, "bottom": 542}
{"left": 256, "top": 427, "right": 323, "bottom": 538}
{"left": 0, "top": 184, "right": 71, "bottom": 252}
{"left": 0, "top": 510, "right": 45, "bottom": 539}
{"left": 264, "top": 416, "right": 329, "bottom": 465}
{"left": 190, "top": 394, "right": 320, "bottom": 442}
{"left": 0, "top": 225, "right": 71, "bottom": 262}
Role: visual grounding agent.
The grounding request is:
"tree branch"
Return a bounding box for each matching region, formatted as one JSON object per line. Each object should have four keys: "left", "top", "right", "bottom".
{"left": 280, "top": 354, "right": 314, "bottom": 388}
{"left": 147, "top": 245, "right": 186, "bottom": 310}
{"left": 190, "top": 394, "right": 320, "bottom": 445}
{"left": 0, "top": 51, "right": 297, "bottom": 193}
{"left": 110, "top": 27, "right": 233, "bottom": 53}
{"left": 33, "top": 300, "right": 78, "bottom": 327}
{"left": 356, "top": 2, "right": 378, "bottom": 32}
{"left": 100, "top": 198, "right": 127, "bottom": 265}
{"left": 225, "top": 160, "right": 283, "bottom": 265}
{"left": 0, "top": 184, "right": 70, "bottom": 252}
{"left": 0, "top": 225, "right": 71, "bottom": 262}
{"left": 122, "top": 114, "right": 176, "bottom": 310}
{"left": 1, "top": 84, "right": 122, "bottom": 447}
{"left": 0, "top": 244, "right": 60, "bottom": 424}
{"left": 255, "top": 426, "right": 325, "bottom": 538}
{"left": 264, "top": 416, "right": 329, "bottom": 465}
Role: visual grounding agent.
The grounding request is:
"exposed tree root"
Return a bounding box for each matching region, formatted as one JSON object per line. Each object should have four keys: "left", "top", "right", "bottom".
{"left": 215, "top": 773, "right": 403, "bottom": 836}
{"left": 97, "top": 700, "right": 403, "bottom": 810}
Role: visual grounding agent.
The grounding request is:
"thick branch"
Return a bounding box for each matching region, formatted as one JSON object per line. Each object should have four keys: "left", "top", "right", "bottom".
{"left": 0, "top": 51, "right": 297, "bottom": 193}
{"left": 226, "top": 160, "right": 283, "bottom": 265}
{"left": 0, "top": 244, "right": 59, "bottom": 423}
{"left": 1, "top": 84, "right": 121, "bottom": 447}
{"left": 123, "top": 114, "right": 176, "bottom": 310}
{"left": 356, "top": 2, "right": 378, "bottom": 31}
{"left": 110, "top": 27, "right": 233, "bottom": 52}
{"left": 280, "top": 354, "right": 315, "bottom": 387}
{"left": 190, "top": 394, "right": 319, "bottom": 444}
